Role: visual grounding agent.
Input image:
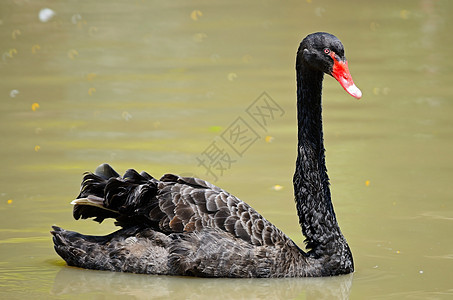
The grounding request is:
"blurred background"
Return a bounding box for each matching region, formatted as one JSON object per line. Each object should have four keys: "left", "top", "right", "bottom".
{"left": 1, "top": 0, "right": 452, "bottom": 299}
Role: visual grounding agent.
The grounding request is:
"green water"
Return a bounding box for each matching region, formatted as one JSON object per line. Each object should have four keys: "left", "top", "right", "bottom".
{"left": 1, "top": 0, "right": 452, "bottom": 299}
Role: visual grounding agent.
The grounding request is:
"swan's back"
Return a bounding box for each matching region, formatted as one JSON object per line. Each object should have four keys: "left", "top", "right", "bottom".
{"left": 75, "top": 164, "right": 290, "bottom": 247}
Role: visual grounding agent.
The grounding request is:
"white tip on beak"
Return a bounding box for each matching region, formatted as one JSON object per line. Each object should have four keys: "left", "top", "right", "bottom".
{"left": 346, "top": 84, "right": 362, "bottom": 99}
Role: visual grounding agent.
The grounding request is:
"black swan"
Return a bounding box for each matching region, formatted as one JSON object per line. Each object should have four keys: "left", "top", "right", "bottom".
{"left": 51, "top": 32, "right": 362, "bottom": 277}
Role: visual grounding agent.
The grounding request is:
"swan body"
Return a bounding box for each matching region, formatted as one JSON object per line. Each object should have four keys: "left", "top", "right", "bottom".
{"left": 52, "top": 32, "right": 361, "bottom": 277}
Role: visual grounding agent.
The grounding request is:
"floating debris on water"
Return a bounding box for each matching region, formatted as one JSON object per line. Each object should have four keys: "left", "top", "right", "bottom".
{"left": 9, "top": 89, "right": 19, "bottom": 98}
{"left": 39, "top": 8, "right": 56, "bottom": 22}
{"left": 2, "top": 49, "right": 17, "bottom": 61}
{"left": 227, "top": 72, "right": 237, "bottom": 81}
{"left": 122, "top": 111, "right": 132, "bottom": 121}
{"left": 71, "top": 14, "right": 82, "bottom": 25}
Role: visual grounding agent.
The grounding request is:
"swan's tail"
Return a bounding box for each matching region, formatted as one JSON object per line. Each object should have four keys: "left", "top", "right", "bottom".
{"left": 72, "top": 163, "right": 159, "bottom": 224}
{"left": 51, "top": 225, "right": 172, "bottom": 274}
{"left": 51, "top": 225, "right": 113, "bottom": 270}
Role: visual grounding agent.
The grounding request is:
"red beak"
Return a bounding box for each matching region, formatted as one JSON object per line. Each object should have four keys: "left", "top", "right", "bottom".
{"left": 330, "top": 52, "right": 362, "bottom": 99}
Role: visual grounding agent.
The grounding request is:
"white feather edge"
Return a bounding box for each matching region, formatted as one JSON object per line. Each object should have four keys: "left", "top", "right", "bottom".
{"left": 71, "top": 196, "right": 119, "bottom": 214}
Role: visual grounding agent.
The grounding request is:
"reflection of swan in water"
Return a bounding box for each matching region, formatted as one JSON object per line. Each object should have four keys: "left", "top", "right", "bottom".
{"left": 52, "top": 267, "right": 353, "bottom": 299}
{"left": 51, "top": 32, "right": 361, "bottom": 277}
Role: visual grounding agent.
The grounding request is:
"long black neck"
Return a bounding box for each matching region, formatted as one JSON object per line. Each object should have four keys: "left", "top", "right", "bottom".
{"left": 294, "top": 58, "right": 353, "bottom": 274}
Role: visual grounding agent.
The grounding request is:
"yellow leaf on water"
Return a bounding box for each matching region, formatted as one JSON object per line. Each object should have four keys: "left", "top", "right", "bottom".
{"left": 9, "top": 48, "right": 18, "bottom": 58}
{"left": 190, "top": 10, "right": 203, "bottom": 21}
{"left": 31, "top": 102, "right": 40, "bottom": 111}
{"left": 272, "top": 185, "right": 283, "bottom": 191}
{"left": 265, "top": 136, "right": 274, "bottom": 143}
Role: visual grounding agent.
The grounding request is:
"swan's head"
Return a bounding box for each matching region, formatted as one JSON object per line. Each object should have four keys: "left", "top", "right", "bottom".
{"left": 298, "top": 32, "right": 362, "bottom": 99}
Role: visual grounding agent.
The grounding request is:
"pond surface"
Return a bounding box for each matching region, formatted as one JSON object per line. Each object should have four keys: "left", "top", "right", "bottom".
{"left": 1, "top": 0, "right": 453, "bottom": 299}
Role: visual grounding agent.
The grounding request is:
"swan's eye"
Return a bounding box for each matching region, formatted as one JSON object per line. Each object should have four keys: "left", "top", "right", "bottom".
{"left": 324, "top": 48, "right": 330, "bottom": 54}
